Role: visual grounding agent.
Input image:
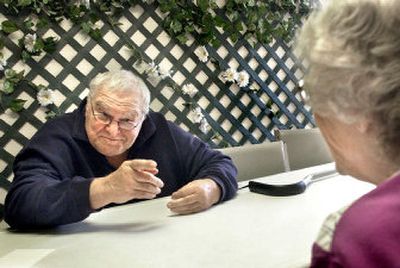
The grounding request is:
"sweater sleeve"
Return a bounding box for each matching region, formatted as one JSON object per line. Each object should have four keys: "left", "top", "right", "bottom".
{"left": 4, "top": 120, "right": 95, "bottom": 229}
{"left": 168, "top": 122, "right": 238, "bottom": 202}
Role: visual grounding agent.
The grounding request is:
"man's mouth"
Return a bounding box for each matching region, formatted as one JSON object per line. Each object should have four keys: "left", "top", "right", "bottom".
{"left": 101, "top": 136, "right": 123, "bottom": 142}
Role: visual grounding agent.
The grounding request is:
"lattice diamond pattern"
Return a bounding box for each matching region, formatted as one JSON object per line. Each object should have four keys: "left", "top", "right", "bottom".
{"left": 0, "top": 2, "right": 314, "bottom": 195}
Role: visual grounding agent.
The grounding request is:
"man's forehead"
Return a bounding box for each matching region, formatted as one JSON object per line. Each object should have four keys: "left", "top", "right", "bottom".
{"left": 92, "top": 91, "right": 143, "bottom": 111}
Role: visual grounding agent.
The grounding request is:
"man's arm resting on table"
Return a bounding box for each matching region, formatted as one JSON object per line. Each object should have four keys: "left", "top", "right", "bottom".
{"left": 166, "top": 178, "right": 221, "bottom": 214}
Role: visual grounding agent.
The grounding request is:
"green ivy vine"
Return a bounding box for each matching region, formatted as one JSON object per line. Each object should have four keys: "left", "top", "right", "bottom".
{"left": 0, "top": 0, "right": 311, "bottom": 115}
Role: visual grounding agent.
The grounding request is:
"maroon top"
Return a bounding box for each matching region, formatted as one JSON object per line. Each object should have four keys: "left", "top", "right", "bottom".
{"left": 311, "top": 173, "right": 400, "bottom": 267}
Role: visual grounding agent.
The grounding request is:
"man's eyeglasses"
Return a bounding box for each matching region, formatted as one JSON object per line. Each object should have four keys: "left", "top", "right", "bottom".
{"left": 89, "top": 101, "right": 143, "bottom": 130}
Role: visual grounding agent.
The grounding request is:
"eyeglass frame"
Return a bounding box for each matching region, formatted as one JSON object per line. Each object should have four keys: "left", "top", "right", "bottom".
{"left": 89, "top": 100, "right": 144, "bottom": 130}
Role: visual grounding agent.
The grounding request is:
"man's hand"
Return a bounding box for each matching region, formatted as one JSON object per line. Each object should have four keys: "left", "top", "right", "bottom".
{"left": 90, "top": 159, "right": 164, "bottom": 209}
{"left": 167, "top": 178, "right": 221, "bottom": 215}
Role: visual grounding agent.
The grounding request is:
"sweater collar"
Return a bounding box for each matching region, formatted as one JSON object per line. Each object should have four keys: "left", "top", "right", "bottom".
{"left": 72, "top": 98, "right": 157, "bottom": 152}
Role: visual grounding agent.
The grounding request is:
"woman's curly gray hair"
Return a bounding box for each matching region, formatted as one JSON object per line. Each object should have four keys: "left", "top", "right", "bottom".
{"left": 88, "top": 70, "right": 151, "bottom": 115}
{"left": 295, "top": 0, "right": 400, "bottom": 160}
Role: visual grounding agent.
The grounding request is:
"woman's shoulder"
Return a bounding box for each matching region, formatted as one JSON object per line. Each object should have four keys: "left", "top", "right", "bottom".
{"left": 333, "top": 175, "right": 400, "bottom": 252}
{"left": 339, "top": 174, "right": 400, "bottom": 229}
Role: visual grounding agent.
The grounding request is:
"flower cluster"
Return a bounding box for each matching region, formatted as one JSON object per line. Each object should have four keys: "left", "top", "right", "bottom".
{"left": 0, "top": 59, "right": 56, "bottom": 113}
{"left": 191, "top": 107, "right": 210, "bottom": 134}
{"left": 220, "top": 68, "right": 250, "bottom": 88}
{"left": 18, "top": 30, "right": 58, "bottom": 62}
{"left": 133, "top": 53, "right": 210, "bottom": 134}
{"left": 180, "top": 83, "right": 209, "bottom": 134}
{"left": 143, "top": 61, "right": 173, "bottom": 80}
{"left": 182, "top": 83, "right": 198, "bottom": 98}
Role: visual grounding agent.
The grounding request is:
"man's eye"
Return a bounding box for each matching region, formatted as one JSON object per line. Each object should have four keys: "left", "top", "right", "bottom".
{"left": 121, "top": 118, "right": 135, "bottom": 123}
{"left": 98, "top": 112, "right": 110, "bottom": 119}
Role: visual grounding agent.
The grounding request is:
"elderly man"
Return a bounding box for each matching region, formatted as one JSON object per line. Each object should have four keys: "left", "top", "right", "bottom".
{"left": 296, "top": 0, "right": 400, "bottom": 266}
{"left": 4, "top": 70, "right": 237, "bottom": 229}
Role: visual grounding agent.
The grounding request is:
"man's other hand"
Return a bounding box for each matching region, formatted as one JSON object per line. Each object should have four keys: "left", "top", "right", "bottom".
{"left": 167, "top": 178, "right": 221, "bottom": 215}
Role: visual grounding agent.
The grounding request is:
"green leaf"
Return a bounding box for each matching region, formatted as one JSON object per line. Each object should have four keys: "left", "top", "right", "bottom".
{"left": 182, "top": 102, "right": 193, "bottom": 107}
{"left": 18, "top": 0, "right": 31, "bottom": 7}
{"left": 3, "top": 80, "right": 14, "bottom": 94}
{"left": 266, "top": 99, "right": 273, "bottom": 108}
{"left": 4, "top": 69, "right": 16, "bottom": 79}
{"left": 23, "top": 19, "right": 34, "bottom": 30}
{"left": 16, "top": 70, "right": 25, "bottom": 81}
{"left": 1, "top": 20, "right": 19, "bottom": 34}
{"left": 43, "top": 37, "right": 58, "bottom": 53}
{"left": 197, "top": 0, "right": 209, "bottom": 12}
{"left": 36, "top": 18, "right": 49, "bottom": 29}
{"left": 230, "top": 32, "right": 238, "bottom": 43}
{"left": 247, "top": 23, "right": 256, "bottom": 32}
{"left": 0, "top": 37, "right": 4, "bottom": 50}
{"left": 8, "top": 99, "right": 26, "bottom": 112}
{"left": 184, "top": 24, "right": 195, "bottom": 33}
{"left": 211, "top": 38, "right": 221, "bottom": 48}
{"left": 34, "top": 38, "right": 44, "bottom": 51}
{"left": 234, "top": 21, "right": 243, "bottom": 32}
{"left": 89, "top": 28, "right": 102, "bottom": 41}
{"left": 36, "top": 84, "right": 47, "bottom": 91}
{"left": 81, "top": 22, "right": 91, "bottom": 34}
{"left": 21, "top": 50, "right": 31, "bottom": 62}
{"left": 214, "top": 16, "right": 226, "bottom": 28}
{"left": 176, "top": 33, "right": 188, "bottom": 44}
{"left": 170, "top": 20, "right": 182, "bottom": 33}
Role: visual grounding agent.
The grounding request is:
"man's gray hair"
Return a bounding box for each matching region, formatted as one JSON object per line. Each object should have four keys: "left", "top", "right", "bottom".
{"left": 88, "top": 70, "right": 151, "bottom": 115}
{"left": 295, "top": 0, "right": 400, "bottom": 160}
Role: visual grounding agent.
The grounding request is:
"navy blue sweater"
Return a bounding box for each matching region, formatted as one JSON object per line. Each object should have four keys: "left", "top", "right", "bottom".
{"left": 4, "top": 100, "right": 237, "bottom": 229}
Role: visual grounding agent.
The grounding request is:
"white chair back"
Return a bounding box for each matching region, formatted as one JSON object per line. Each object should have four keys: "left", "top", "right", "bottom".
{"left": 219, "top": 141, "right": 287, "bottom": 182}
{"left": 276, "top": 128, "right": 333, "bottom": 171}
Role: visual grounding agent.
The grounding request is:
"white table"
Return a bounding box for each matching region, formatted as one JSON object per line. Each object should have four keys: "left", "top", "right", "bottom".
{"left": 0, "top": 163, "right": 375, "bottom": 268}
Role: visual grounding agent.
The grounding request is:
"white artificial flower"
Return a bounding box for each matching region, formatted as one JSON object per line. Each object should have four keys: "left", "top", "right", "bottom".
{"left": 298, "top": 79, "right": 304, "bottom": 88}
{"left": 83, "top": 0, "right": 90, "bottom": 8}
{"left": 199, "top": 118, "right": 210, "bottom": 134}
{"left": 37, "top": 88, "right": 55, "bottom": 106}
{"left": 236, "top": 70, "right": 250, "bottom": 87}
{"left": 220, "top": 68, "right": 238, "bottom": 83}
{"left": 24, "top": 33, "right": 37, "bottom": 53}
{"left": 182, "top": 83, "right": 198, "bottom": 98}
{"left": 249, "top": 82, "right": 259, "bottom": 92}
{"left": 158, "top": 67, "right": 172, "bottom": 79}
{"left": 195, "top": 46, "right": 209, "bottom": 63}
{"left": 144, "top": 61, "right": 159, "bottom": 78}
{"left": 191, "top": 107, "right": 204, "bottom": 124}
{"left": 0, "top": 58, "right": 7, "bottom": 71}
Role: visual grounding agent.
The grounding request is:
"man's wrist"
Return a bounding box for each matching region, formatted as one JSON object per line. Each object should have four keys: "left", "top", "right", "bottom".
{"left": 89, "top": 177, "right": 113, "bottom": 210}
{"left": 204, "top": 178, "right": 221, "bottom": 205}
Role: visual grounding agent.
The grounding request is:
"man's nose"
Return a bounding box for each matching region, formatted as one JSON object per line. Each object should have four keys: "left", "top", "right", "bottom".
{"left": 106, "top": 120, "right": 120, "bottom": 135}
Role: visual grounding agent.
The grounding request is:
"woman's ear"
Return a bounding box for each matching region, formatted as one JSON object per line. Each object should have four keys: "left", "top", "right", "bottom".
{"left": 355, "top": 118, "right": 372, "bottom": 134}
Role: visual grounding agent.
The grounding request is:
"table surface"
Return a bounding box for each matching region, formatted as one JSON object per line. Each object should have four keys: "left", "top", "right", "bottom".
{"left": 0, "top": 163, "right": 375, "bottom": 268}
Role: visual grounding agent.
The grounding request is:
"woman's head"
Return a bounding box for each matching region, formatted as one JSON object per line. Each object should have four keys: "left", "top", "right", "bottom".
{"left": 296, "top": 0, "right": 400, "bottom": 168}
